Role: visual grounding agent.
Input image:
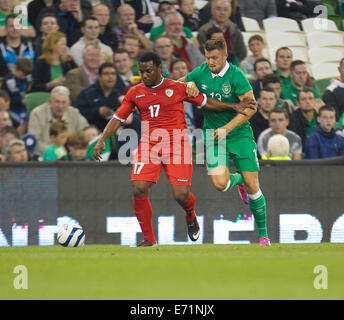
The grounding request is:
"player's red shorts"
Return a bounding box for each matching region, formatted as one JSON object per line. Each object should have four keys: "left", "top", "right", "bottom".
{"left": 131, "top": 133, "right": 193, "bottom": 186}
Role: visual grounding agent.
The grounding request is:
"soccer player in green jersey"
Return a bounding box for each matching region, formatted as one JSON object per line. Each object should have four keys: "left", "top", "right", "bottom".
{"left": 181, "top": 38, "right": 271, "bottom": 246}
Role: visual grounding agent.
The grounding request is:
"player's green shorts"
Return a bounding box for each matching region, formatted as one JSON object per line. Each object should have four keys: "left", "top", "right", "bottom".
{"left": 204, "top": 129, "right": 260, "bottom": 172}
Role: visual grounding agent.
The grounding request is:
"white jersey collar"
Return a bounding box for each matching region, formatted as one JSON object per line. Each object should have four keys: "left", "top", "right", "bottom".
{"left": 211, "top": 61, "right": 230, "bottom": 78}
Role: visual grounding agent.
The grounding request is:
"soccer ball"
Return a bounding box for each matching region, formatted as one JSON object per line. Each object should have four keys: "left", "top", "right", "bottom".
{"left": 57, "top": 223, "right": 85, "bottom": 247}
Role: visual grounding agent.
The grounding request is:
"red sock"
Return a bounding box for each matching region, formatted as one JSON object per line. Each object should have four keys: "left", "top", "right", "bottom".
{"left": 182, "top": 192, "right": 196, "bottom": 222}
{"left": 133, "top": 196, "right": 156, "bottom": 244}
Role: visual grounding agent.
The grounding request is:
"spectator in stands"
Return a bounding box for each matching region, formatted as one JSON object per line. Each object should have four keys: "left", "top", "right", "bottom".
{"left": 261, "top": 73, "right": 295, "bottom": 115}
{"left": 0, "top": 15, "right": 35, "bottom": 77}
{"left": 281, "top": 60, "right": 322, "bottom": 107}
{"left": 170, "top": 58, "right": 204, "bottom": 130}
{"left": 113, "top": 4, "right": 153, "bottom": 51}
{"left": 42, "top": 121, "right": 68, "bottom": 161}
{"left": 275, "top": 47, "right": 293, "bottom": 91}
{"left": 122, "top": 34, "right": 141, "bottom": 75}
{"left": 199, "top": 0, "right": 245, "bottom": 31}
{"left": 257, "top": 108, "right": 302, "bottom": 160}
{"left": 237, "top": 0, "right": 277, "bottom": 26}
{"left": 288, "top": 89, "right": 319, "bottom": 150}
{"left": 164, "top": 12, "right": 205, "bottom": 70}
{"left": 66, "top": 43, "right": 102, "bottom": 104}
{"left": 305, "top": 105, "right": 344, "bottom": 159}
{"left": 1, "top": 58, "right": 33, "bottom": 135}
{"left": 37, "top": 0, "right": 92, "bottom": 46}
{"left": 205, "top": 26, "right": 240, "bottom": 66}
{"left": 178, "top": 0, "right": 200, "bottom": 32}
{"left": 197, "top": 0, "right": 247, "bottom": 61}
{"left": 150, "top": 1, "right": 197, "bottom": 46}
{"left": 322, "top": 58, "right": 344, "bottom": 122}
{"left": 0, "top": 0, "right": 36, "bottom": 38}
{"left": 153, "top": 35, "right": 177, "bottom": 77}
{"left": 0, "top": 109, "right": 11, "bottom": 130}
{"left": 251, "top": 58, "right": 274, "bottom": 99}
{"left": 28, "top": 86, "right": 89, "bottom": 154}
{"left": 250, "top": 87, "right": 277, "bottom": 141}
{"left": 3, "top": 139, "right": 29, "bottom": 162}
{"left": 276, "top": 0, "right": 316, "bottom": 26}
{"left": 113, "top": 0, "right": 155, "bottom": 34}
{"left": 92, "top": 4, "right": 118, "bottom": 52}
{"left": 0, "top": 125, "right": 19, "bottom": 161}
{"left": 113, "top": 48, "right": 138, "bottom": 95}
{"left": 75, "top": 62, "right": 125, "bottom": 131}
{"left": 60, "top": 129, "right": 90, "bottom": 161}
{"left": 240, "top": 34, "right": 266, "bottom": 79}
{"left": 31, "top": 31, "right": 75, "bottom": 92}
{"left": 32, "top": 13, "right": 60, "bottom": 58}
{"left": 28, "top": 0, "right": 58, "bottom": 31}
{"left": 0, "top": 91, "right": 20, "bottom": 130}
{"left": 87, "top": 0, "right": 116, "bottom": 28}
{"left": 70, "top": 17, "right": 113, "bottom": 67}
{"left": 261, "top": 134, "right": 292, "bottom": 160}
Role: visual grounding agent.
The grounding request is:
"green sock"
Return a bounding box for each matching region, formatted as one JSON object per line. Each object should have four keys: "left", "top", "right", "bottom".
{"left": 226, "top": 173, "right": 243, "bottom": 191}
{"left": 249, "top": 194, "right": 268, "bottom": 238}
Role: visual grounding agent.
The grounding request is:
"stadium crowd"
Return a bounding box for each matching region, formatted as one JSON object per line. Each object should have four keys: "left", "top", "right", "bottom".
{"left": 0, "top": 0, "right": 344, "bottom": 163}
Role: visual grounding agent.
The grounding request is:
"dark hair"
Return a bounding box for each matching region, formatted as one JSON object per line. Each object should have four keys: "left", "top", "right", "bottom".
{"left": 139, "top": 51, "right": 162, "bottom": 67}
{"left": 204, "top": 38, "right": 227, "bottom": 52}
{"left": 81, "top": 16, "right": 99, "bottom": 28}
{"left": 269, "top": 108, "right": 289, "bottom": 119}
{"left": 259, "top": 87, "right": 276, "bottom": 98}
{"left": 0, "top": 126, "right": 19, "bottom": 138}
{"left": 113, "top": 47, "right": 131, "bottom": 58}
{"left": 16, "top": 58, "right": 34, "bottom": 75}
{"left": 159, "top": 1, "right": 173, "bottom": 12}
{"left": 49, "top": 121, "right": 68, "bottom": 137}
{"left": 5, "top": 14, "right": 18, "bottom": 24}
{"left": 170, "top": 58, "right": 187, "bottom": 72}
{"left": 0, "top": 89, "right": 10, "bottom": 102}
{"left": 275, "top": 47, "right": 292, "bottom": 59}
{"left": 254, "top": 58, "right": 272, "bottom": 72}
{"left": 262, "top": 73, "right": 281, "bottom": 87}
{"left": 318, "top": 104, "right": 335, "bottom": 116}
{"left": 98, "top": 62, "right": 115, "bottom": 74}
{"left": 39, "top": 12, "right": 58, "bottom": 27}
{"left": 290, "top": 60, "right": 306, "bottom": 71}
{"left": 248, "top": 34, "right": 264, "bottom": 44}
{"left": 297, "top": 88, "right": 315, "bottom": 101}
{"left": 205, "top": 26, "right": 223, "bottom": 40}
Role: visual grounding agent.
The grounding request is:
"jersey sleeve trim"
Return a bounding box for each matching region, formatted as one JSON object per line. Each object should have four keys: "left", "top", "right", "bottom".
{"left": 196, "top": 93, "right": 207, "bottom": 108}
{"left": 113, "top": 113, "right": 125, "bottom": 122}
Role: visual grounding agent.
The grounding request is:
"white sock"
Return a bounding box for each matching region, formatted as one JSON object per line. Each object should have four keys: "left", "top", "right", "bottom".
{"left": 221, "top": 179, "right": 231, "bottom": 192}
{"left": 248, "top": 189, "right": 262, "bottom": 200}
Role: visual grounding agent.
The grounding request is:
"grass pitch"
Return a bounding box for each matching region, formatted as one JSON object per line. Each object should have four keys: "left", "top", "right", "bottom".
{"left": 0, "top": 243, "right": 343, "bottom": 300}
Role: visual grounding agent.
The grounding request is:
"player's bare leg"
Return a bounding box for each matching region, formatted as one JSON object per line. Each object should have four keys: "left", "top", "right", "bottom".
{"left": 132, "top": 180, "right": 157, "bottom": 246}
{"left": 171, "top": 184, "right": 200, "bottom": 242}
{"left": 209, "top": 166, "right": 249, "bottom": 204}
{"left": 241, "top": 171, "right": 270, "bottom": 246}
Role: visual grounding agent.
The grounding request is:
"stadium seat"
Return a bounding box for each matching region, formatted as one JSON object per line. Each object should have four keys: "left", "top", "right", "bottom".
{"left": 241, "top": 17, "right": 261, "bottom": 32}
{"left": 194, "top": 0, "right": 208, "bottom": 10}
{"left": 301, "top": 18, "right": 340, "bottom": 33}
{"left": 308, "top": 47, "right": 343, "bottom": 64}
{"left": 24, "top": 92, "right": 51, "bottom": 114}
{"left": 152, "top": 16, "right": 162, "bottom": 28}
{"left": 310, "top": 63, "right": 340, "bottom": 80}
{"left": 242, "top": 31, "right": 266, "bottom": 46}
{"left": 266, "top": 32, "right": 306, "bottom": 49}
{"left": 262, "top": 17, "right": 301, "bottom": 33}
{"left": 306, "top": 31, "right": 344, "bottom": 48}
{"left": 313, "top": 78, "right": 332, "bottom": 96}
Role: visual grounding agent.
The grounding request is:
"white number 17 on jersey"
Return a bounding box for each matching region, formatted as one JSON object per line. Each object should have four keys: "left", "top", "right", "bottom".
{"left": 148, "top": 104, "right": 160, "bottom": 118}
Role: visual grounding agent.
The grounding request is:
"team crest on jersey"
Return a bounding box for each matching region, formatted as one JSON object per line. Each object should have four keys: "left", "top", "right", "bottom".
{"left": 222, "top": 84, "right": 231, "bottom": 94}
{"left": 165, "top": 89, "right": 174, "bottom": 97}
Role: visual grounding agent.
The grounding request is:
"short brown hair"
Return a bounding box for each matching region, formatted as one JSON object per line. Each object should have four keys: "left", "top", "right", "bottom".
{"left": 16, "top": 58, "right": 34, "bottom": 75}
{"left": 204, "top": 38, "right": 227, "bottom": 52}
{"left": 49, "top": 121, "right": 68, "bottom": 137}
{"left": 67, "top": 130, "right": 89, "bottom": 149}
{"left": 269, "top": 108, "right": 289, "bottom": 120}
{"left": 248, "top": 34, "right": 264, "bottom": 44}
{"left": 318, "top": 104, "right": 335, "bottom": 116}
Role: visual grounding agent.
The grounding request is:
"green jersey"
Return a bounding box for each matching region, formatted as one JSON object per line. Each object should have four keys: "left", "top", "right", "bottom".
{"left": 185, "top": 62, "right": 253, "bottom": 136}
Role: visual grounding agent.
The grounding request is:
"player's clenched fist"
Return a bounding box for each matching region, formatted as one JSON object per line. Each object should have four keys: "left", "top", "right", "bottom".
{"left": 186, "top": 81, "right": 199, "bottom": 98}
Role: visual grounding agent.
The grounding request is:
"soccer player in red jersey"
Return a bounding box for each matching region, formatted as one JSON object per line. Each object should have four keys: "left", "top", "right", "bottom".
{"left": 94, "top": 53, "right": 255, "bottom": 246}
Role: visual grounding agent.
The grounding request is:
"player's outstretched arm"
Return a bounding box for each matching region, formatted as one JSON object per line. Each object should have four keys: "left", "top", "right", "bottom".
{"left": 205, "top": 97, "right": 256, "bottom": 115}
{"left": 213, "top": 90, "right": 257, "bottom": 141}
{"left": 93, "top": 117, "right": 122, "bottom": 160}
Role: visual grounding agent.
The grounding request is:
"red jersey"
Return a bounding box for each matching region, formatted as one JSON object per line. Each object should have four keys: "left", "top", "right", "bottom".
{"left": 113, "top": 78, "right": 206, "bottom": 139}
